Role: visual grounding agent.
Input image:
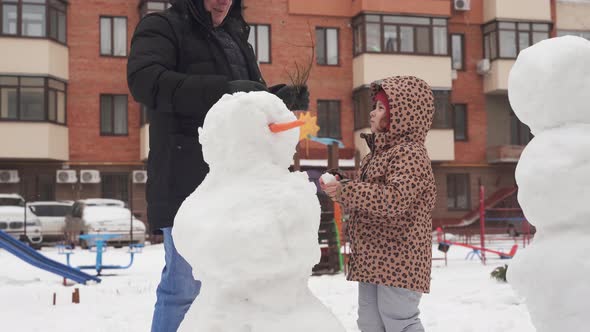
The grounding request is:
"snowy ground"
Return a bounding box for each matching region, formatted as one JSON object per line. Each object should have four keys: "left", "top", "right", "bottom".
{"left": 0, "top": 240, "right": 535, "bottom": 332}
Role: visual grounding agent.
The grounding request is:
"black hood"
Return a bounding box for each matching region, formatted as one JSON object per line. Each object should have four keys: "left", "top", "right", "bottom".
{"left": 170, "top": 0, "right": 244, "bottom": 30}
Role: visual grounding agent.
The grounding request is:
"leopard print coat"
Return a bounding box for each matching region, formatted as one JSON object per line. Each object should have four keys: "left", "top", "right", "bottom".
{"left": 340, "top": 76, "right": 437, "bottom": 293}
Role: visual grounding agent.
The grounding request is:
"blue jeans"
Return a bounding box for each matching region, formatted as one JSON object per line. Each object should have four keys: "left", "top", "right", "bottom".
{"left": 151, "top": 227, "right": 202, "bottom": 332}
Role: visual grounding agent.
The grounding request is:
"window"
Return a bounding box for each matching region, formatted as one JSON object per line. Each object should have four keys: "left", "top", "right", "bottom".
{"left": 0, "top": 76, "right": 66, "bottom": 124}
{"left": 48, "top": 0, "right": 66, "bottom": 42}
{"left": 22, "top": 0, "right": 47, "bottom": 37}
{"left": 102, "top": 174, "right": 129, "bottom": 203}
{"left": 353, "top": 20, "right": 363, "bottom": 55}
{"left": 317, "top": 100, "right": 341, "bottom": 139}
{"left": 510, "top": 111, "right": 532, "bottom": 145}
{"left": 100, "top": 95, "right": 128, "bottom": 136}
{"left": 451, "top": 34, "right": 464, "bottom": 70}
{"left": 353, "top": 87, "right": 371, "bottom": 130}
{"left": 557, "top": 30, "right": 590, "bottom": 40}
{"left": 248, "top": 24, "right": 270, "bottom": 63}
{"left": 316, "top": 27, "right": 339, "bottom": 65}
{"left": 0, "top": 0, "right": 67, "bottom": 43}
{"left": 447, "top": 174, "right": 470, "bottom": 210}
{"left": 353, "top": 14, "right": 448, "bottom": 56}
{"left": 431, "top": 90, "right": 452, "bottom": 129}
{"left": 100, "top": 16, "right": 127, "bottom": 56}
{"left": 19, "top": 78, "right": 44, "bottom": 121}
{"left": 0, "top": 197, "right": 24, "bottom": 206}
{"left": 139, "top": 0, "right": 172, "bottom": 17}
{"left": 30, "top": 204, "right": 71, "bottom": 217}
{"left": 453, "top": 104, "right": 467, "bottom": 141}
{"left": 484, "top": 21, "right": 550, "bottom": 60}
{"left": 47, "top": 78, "right": 66, "bottom": 123}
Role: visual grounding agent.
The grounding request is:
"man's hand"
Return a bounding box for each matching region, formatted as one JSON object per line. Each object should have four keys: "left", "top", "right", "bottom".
{"left": 228, "top": 80, "right": 268, "bottom": 93}
{"left": 272, "top": 85, "right": 310, "bottom": 111}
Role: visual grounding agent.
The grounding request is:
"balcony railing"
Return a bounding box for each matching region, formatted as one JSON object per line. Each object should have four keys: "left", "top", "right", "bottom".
{"left": 487, "top": 145, "right": 525, "bottom": 163}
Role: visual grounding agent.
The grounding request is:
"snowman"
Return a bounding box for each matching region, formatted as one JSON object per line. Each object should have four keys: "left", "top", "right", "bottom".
{"left": 507, "top": 36, "right": 590, "bottom": 332}
{"left": 172, "top": 91, "right": 346, "bottom": 332}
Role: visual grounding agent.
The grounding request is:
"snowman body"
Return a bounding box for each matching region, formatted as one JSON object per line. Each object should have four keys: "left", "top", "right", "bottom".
{"left": 507, "top": 36, "right": 590, "bottom": 332}
{"left": 172, "top": 92, "right": 346, "bottom": 332}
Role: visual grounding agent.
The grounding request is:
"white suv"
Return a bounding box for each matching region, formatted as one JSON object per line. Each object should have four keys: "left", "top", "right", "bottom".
{"left": 0, "top": 194, "right": 43, "bottom": 248}
{"left": 65, "top": 198, "right": 146, "bottom": 248}
{"left": 28, "top": 201, "right": 73, "bottom": 243}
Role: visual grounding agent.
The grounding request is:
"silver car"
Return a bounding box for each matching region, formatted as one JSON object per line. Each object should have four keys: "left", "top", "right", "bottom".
{"left": 27, "top": 201, "right": 73, "bottom": 243}
{"left": 0, "top": 194, "right": 43, "bottom": 248}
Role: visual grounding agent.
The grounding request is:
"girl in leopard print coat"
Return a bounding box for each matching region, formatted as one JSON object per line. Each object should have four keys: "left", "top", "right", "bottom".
{"left": 321, "top": 76, "right": 436, "bottom": 332}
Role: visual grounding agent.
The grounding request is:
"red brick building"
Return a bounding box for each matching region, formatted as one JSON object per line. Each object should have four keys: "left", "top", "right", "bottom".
{"left": 1, "top": 0, "right": 587, "bottom": 231}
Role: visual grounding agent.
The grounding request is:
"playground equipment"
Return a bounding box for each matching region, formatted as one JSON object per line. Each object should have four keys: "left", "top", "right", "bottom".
{"left": 0, "top": 230, "right": 100, "bottom": 284}
{"left": 58, "top": 234, "right": 143, "bottom": 275}
{"left": 436, "top": 226, "right": 518, "bottom": 261}
{"left": 439, "top": 185, "right": 532, "bottom": 264}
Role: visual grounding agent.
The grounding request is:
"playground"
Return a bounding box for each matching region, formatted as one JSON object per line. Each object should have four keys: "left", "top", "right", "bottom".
{"left": 0, "top": 183, "right": 538, "bottom": 331}
{"left": 0, "top": 236, "right": 535, "bottom": 332}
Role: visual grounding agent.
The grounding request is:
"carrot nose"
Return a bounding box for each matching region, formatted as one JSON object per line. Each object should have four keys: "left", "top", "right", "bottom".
{"left": 269, "top": 119, "right": 306, "bottom": 133}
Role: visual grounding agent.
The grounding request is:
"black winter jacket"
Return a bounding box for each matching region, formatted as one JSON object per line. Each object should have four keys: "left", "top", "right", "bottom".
{"left": 127, "top": 0, "right": 265, "bottom": 233}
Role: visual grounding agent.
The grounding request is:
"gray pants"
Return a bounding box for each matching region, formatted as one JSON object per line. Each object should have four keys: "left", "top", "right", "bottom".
{"left": 357, "top": 282, "right": 424, "bottom": 332}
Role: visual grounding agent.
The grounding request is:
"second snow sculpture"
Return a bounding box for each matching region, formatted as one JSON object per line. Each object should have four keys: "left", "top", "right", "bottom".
{"left": 172, "top": 91, "right": 346, "bottom": 332}
{"left": 507, "top": 36, "right": 590, "bottom": 332}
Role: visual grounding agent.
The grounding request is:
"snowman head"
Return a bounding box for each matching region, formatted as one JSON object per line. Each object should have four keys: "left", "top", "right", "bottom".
{"left": 199, "top": 91, "right": 302, "bottom": 171}
{"left": 508, "top": 36, "right": 590, "bottom": 134}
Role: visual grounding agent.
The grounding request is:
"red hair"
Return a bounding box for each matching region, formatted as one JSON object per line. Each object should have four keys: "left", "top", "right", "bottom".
{"left": 374, "top": 90, "right": 392, "bottom": 131}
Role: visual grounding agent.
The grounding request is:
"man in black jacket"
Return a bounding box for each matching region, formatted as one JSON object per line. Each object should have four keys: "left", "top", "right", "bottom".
{"left": 127, "top": 0, "right": 309, "bottom": 330}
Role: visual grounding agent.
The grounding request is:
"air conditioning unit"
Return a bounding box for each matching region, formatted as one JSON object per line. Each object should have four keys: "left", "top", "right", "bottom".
{"left": 80, "top": 170, "right": 101, "bottom": 184}
{"left": 56, "top": 170, "right": 77, "bottom": 184}
{"left": 132, "top": 170, "right": 148, "bottom": 184}
{"left": 454, "top": 0, "right": 471, "bottom": 11}
{"left": 477, "top": 59, "right": 491, "bottom": 75}
{"left": 0, "top": 170, "right": 20, "bottom": 183}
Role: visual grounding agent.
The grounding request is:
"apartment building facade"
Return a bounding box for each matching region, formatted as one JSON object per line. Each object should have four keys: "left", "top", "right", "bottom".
{"left": 0, "top": 0, "right": 587, "bottom": 229}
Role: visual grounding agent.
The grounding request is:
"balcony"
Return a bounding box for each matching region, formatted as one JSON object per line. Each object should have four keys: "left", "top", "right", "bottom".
{"left": 351, "top": 0, "right": 451, "bottom": 17}
{"left": 0, "top": 38, "right": 68, "bottom": 80}
{"left": 483, "top": 59, "right": 514, "bottom": 94}
{"left": 0, "top": 123, "right": 68, "bottom": 160}
{"left": 353, "top": 54, "right": 452, "bottom": 90}
{"left": 287, "top": 0, "right": 451, "bottom": 17}
{"left": 354, "top": 128, "right": 454, "bottom": 162}
{"left": 487, "top": 145, "right": 525, "bottom": 163}
{"left": 484, "top": 0, "right": 551, "bottom": 23}
{"left": 140, "top": 124, "right": 150, "bottom": 161}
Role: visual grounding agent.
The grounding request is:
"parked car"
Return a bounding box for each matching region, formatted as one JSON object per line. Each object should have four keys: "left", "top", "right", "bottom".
{"left": 79, "top": 198, "right": 126, "bottom": 208}
{"left": 65, "top": 199, "right": 146, "bottom": 248}
{"left": 27, "top": 201, "right": 73, "bottom": 243}
{"left": 0, "top": 194, "right": 43, "bottom": 248}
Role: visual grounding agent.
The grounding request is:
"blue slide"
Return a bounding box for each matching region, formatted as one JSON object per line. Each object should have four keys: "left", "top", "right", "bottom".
{"left": 0, "top": 230, "right": 101, "bottom": 284}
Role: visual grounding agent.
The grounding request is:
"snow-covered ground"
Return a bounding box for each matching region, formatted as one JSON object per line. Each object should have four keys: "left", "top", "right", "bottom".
{"left": 0, "top": 240, "right": 534, "bottom": 332}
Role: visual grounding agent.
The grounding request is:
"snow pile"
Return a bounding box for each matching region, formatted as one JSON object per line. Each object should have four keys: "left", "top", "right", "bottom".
{"left": 507, "top": 36, "right": 590, "bottom": 332}
{"left": 172, "top": 92, "right": 345, "bottom": 331}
